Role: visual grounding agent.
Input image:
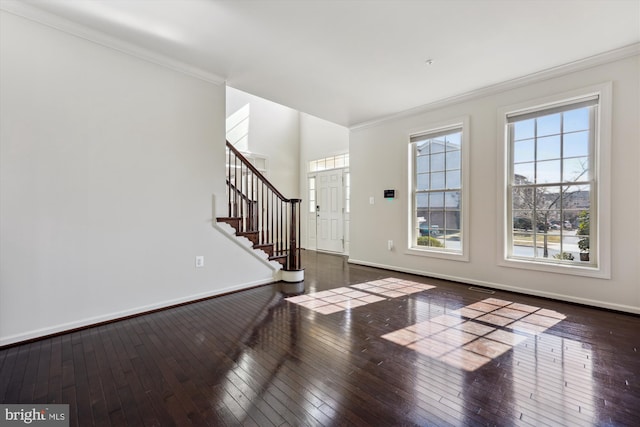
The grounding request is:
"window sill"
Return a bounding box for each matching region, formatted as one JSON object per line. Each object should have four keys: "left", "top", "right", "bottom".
{"left": 405, "top": 247, "right": 469, "bottom": 262}
{"left": 500, "top": 256, "right": 610, "bottom": 279}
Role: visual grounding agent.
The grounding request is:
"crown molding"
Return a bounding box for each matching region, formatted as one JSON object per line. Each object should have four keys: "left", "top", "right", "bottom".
{"left": 351, "top": 42, "right": 640, "bottom": 131}
{"left": 0, "top": 0, "right": 226, "bottom": 85}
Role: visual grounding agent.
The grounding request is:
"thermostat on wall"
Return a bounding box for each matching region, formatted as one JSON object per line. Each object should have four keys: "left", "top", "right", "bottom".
{"left": 384, "top": 189, "right": 395, "bottom": 199}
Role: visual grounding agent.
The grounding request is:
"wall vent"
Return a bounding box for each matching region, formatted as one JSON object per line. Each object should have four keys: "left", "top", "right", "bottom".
{"left": 468, "top": 286, "right": 495, "bottom": 294}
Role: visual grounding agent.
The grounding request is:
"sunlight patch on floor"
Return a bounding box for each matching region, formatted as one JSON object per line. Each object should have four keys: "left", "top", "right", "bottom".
{"left": 383, "top": 297, "right": 566, "bottom": 371}
{"left": 285, "top": 278, "right": 436, "bottom": 314}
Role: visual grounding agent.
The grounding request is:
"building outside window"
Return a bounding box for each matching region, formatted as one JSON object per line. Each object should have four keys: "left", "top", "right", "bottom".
{"left": 410, "top": 125, "right": 465, "bottom": 256}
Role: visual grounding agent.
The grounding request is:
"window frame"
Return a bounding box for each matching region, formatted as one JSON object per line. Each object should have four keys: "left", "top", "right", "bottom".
{"left": 308, "top": 176, "right": 316, "bottom": 213}
{"left": 309, "top": 153, "right": 349, "bottom": 172}
{"left": 406, "top": 117, "right": 470, "bottom": 261}
{"left": 497, "top": 83, "right": 612, "bottom": 278}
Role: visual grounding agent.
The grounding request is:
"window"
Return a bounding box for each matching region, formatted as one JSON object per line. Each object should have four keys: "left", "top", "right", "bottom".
{"left": 309, "top": 153, "right": 349, "bottom": 172}
{"left": 232, "top": 151, "right": 267, "bottom": 176}
{"left": 410, "top": 123, "right": 466, "bottom": 257}
{"left": 344, "top": 171, "right": 350, "bottom": 214}
{"left": 506, "top": 95, "right": 602, "bottom": 269}
{"left": 308, "top": 176, "right": 316, "bottom": 213}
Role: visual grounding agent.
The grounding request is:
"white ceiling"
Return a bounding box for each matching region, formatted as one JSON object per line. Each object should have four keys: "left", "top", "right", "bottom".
{"left": 9, "top": 0, "right": 640, "bottom": 127}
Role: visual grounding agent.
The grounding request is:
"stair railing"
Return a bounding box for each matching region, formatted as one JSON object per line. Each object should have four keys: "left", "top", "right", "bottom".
{"left": 226, "top": 141, "right": 301, "bottom": 271}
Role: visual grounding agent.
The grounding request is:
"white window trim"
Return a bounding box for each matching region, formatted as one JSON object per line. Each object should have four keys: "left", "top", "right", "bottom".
{"left": 496, "top": 82, "right": 612, "bottom": 279}
{"left": 406, "top": 116, "right": 470, "bottom": 262}
{"left": 308, "top": 153, "right": 350, "bottom": 173}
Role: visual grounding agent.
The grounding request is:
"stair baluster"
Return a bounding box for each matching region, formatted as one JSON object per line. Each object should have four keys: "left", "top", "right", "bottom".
{"left": 219, "top": 141, "right": 302, "bottom": 274}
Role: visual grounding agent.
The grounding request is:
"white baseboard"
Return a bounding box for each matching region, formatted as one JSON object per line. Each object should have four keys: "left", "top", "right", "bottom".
{"left": 347, "top": 258, "right": 640, "bottom": 315}
{"left": 0, "top": 278, "right": 272, "bottom": 347}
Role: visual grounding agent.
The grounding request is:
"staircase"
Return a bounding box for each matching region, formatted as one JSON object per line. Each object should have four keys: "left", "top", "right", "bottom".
{"left": 217, "top": 141, "right": 303, "bottom": 282}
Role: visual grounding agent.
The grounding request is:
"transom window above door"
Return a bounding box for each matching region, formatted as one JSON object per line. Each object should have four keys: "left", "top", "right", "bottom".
{"left": 309, "top": 153, "right": 349, "bottom": 172}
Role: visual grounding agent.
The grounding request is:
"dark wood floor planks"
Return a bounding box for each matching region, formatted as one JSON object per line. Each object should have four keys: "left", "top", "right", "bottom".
{"left": 1, "top": 250, "right": 639, "bottom": 426}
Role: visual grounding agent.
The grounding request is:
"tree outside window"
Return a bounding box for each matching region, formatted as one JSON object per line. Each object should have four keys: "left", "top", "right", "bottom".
{"left": 508, "top": 99, "right": 597, "bottom": 265}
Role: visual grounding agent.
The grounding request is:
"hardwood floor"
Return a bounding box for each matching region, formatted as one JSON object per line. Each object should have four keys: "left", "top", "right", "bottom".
{"left": 1, "top": 250, "right": 639, "bottom": 426}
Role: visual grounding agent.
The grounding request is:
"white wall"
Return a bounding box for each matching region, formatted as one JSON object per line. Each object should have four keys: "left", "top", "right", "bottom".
{"left": 0, "top": 11, "right": 274, "bottom": 346}
{"left": 300, "top": 112, "right": 350, "bottom": 165}
{"left": 226, "top": 86, "right": 300, "bottom": 198}
{"left": 349, "top": 55, "right": 640, "bottom": 313}
{"left": 299, "top": 113, "right": 350, "bottom": 249}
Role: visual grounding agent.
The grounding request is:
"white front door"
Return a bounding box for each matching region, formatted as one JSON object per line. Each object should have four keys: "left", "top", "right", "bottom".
{"left": 316, "top": 169, "right": 344, "bottom": 253}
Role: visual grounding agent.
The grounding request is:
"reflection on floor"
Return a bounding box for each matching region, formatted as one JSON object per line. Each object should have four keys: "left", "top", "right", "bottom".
{"left": 285, "top": 278, "right": 436, "bottom": 314}
{"left": 287, "top": 277, "right": 568, "bottom": 372}
{"left": 382, "top": 297, "right": 566, "bottom": 371}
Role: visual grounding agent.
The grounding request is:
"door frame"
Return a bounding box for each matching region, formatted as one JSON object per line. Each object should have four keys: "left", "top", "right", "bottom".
{"left": 306, "top": 167, "right": 349, "bottom": 254}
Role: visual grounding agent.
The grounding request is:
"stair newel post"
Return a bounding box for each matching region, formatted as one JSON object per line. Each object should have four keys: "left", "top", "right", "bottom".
{"left": 288, "top": 199, "right": 301, "bottom": 271}
{"left": 297, "top": 200, "right": 301, "bottom": 269}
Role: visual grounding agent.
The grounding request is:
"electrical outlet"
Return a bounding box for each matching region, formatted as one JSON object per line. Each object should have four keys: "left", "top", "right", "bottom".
{"left": 195, "top": 256, "right": 204, "bottom": 268}
{"left": 388, "top": 240, "right": 393, "bottom": 251}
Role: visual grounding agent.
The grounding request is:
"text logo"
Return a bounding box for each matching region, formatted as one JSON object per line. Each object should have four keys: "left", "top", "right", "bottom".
{"left": 1, "top": 405, "right": 69, "bottom": 426}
